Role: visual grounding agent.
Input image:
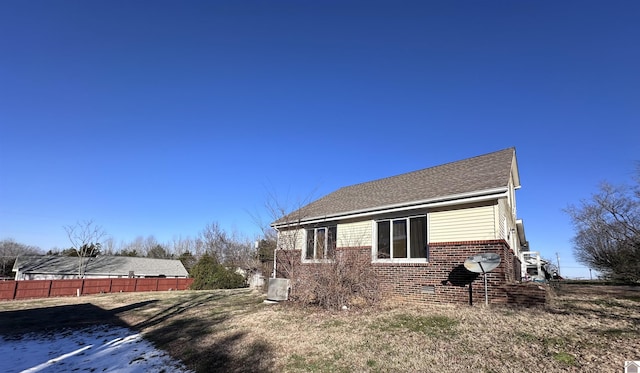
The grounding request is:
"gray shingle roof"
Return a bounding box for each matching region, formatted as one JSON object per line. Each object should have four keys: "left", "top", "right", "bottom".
{"left": 13, "top": 256, "right": 189, "bottom": 277}
{"left": 274, "top": 148, "right": 518, "bottom": 226}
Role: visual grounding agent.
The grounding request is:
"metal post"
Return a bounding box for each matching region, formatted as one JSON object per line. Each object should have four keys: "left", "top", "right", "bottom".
{"left": 484, "top": 273, "right": 488, "bottom": 305}
{"left": 479, "top": 262, "right": 488, "bottom": 305}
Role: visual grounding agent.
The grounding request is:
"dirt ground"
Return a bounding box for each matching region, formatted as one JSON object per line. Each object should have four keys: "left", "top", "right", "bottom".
{"left": 1, "top": 283, "right": 638, "bottom": 372}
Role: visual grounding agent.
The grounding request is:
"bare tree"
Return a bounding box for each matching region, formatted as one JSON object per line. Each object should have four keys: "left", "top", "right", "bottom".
{"left": 263, "top": 189, "right": 316, "bottom": 280}
{"left": 102, "top": 237, "right": 118, "bottom": 255}
{"left": 141, "top": 235, "right": 160, "bottom": 257}
{"left": 199, "top": 222, "right": 229, "bottom": 262}
{"left": 566, "top": 173, "right": 640, "bottom": 283}
{"left": 0, "top": 239, "right": 42, "bottom": 278}
{"left": 224, "top": 233, "right": 258, "bottom": 272}
{"left": 198, "top": 222, "right": 258, "bottom": 272}
{"left": 171, "top": 235, "right": 196, "bottom": 257}
{"left": 117, "top": 236, "right": 145, "bottom": 257}
{"left": 169, "top": 236, "right": 201, "bottom": 272}
{"left": 193, "top": 237, "right": 207, "bottom": 258}
{"left": 63, "top": 220, "right": 107, "bottom": 278}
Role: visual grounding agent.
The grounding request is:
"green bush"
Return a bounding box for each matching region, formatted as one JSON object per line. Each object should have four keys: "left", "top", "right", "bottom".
{"left": 190, "top": 253, "right": 246, "bottom": 290}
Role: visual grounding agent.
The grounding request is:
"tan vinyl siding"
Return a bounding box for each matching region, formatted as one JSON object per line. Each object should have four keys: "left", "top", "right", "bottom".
{"left": 509, "top": 173, "right": 517, "bottom": 217}
{"left": 277, "top": 229, "right": 306, "bottom": 251}
{"left": 498, "top": 198, "right": 508, "bottom": 241}
{"left": 337, "top": 220, "right": 372, "bottom": 247}
{"left": 429, "top": 203, "right": 497, "bottom": 242}
{"left": 498, "top": 197, "right": 519, "bottom": 252}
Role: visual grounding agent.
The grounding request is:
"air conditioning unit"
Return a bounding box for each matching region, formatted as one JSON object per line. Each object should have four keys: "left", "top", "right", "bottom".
{"left": 267, "top": 278, "right": 290, "bottom": 301}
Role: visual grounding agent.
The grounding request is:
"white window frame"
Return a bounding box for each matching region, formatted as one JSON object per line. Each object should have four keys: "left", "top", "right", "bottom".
{"left": 303, "top": 226, "right": 336, "bottom": 263}
{"left": 372, "top": 215, "right": 428, "bottom": 263}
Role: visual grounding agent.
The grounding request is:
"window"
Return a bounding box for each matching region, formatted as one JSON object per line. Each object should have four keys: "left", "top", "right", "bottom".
{"left": 376, "top": 216, "right": 427, "bottom": 260}
{"left": 305, "top": 226, "right": 337, "bottom": 260}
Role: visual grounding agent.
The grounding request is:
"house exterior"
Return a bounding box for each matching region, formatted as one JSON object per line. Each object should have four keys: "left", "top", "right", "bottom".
{"left": 271, "top": 148, "right": 544, "bottom": 305}
{"left": 13, "top": 256, "right": 189, "bottom": 280}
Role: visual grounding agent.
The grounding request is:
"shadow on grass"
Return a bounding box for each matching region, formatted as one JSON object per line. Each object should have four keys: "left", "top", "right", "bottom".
{"left": 0, "top": 290, "right": 275, "bottom": 372}
{"left": 548, "top": 298, "right": 640, "bottom": 325}
{"left": 0, "top": 300, "right": 156, "bottom": 337}
{"left": 545, "top": 284, "right": 640, "bottom": 328}
{"left": 145, "top": 314, "right": 274, "bottom": 373}
{"left": 136, "top": 290, "right": 275, "bottom": 373}
{"left": 131, "top": 292, "right": 225, "bottom": 330}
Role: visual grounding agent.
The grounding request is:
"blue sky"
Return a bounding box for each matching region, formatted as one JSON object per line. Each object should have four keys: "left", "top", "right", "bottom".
{"left": 1, "top": 1, "right": 638, "bottom": 278}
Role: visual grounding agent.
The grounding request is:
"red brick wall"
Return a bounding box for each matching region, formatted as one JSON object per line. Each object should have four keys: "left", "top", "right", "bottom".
{"left": 372, "top": 240, "right": 519, "bottom": 305}
{"left": 275, "top": 240, "right": 546, "bottom": 306}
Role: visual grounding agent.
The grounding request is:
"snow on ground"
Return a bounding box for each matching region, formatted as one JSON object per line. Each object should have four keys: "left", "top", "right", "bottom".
{"left": 0, "top": 325, "right": 193, "bottom": 373}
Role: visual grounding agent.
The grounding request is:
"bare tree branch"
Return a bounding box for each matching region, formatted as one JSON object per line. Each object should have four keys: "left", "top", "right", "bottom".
{"left": 63, "top": 219, "right": 107, "bottom": 278}
{"left": 566, "top": 172, "right": 640, "bottom": 282}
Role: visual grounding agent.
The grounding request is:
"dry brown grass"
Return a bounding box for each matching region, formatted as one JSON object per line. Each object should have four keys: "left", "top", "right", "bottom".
{"left": 1, "top": 284, "right": 639, "bottom": 372}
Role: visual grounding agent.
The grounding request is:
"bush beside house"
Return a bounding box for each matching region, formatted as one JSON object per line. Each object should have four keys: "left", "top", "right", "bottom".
{"left": 189, "top": 253, "right": 246, "bottom": 290}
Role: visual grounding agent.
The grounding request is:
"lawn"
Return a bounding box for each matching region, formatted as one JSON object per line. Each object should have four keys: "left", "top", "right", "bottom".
{"left": 0, "top": 283, "right": 638, "bottom": 372}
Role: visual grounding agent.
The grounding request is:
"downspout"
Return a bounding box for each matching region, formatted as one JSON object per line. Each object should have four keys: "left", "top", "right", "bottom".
{"left": 272, "top": 247, "right": 277, "bottom": 278}
{"left": 271, "top": 227, "right": 280, "bottom": 279}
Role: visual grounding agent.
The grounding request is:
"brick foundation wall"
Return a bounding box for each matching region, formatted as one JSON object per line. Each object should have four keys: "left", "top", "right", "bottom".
{"left": 373, "top": 240, "right": 521, "bottom": 305}
{"left": 494, "top": 283, "right": 548, "bottom": 306}
{"left": 275, "top": 240, "right": 546, "bottom": 306}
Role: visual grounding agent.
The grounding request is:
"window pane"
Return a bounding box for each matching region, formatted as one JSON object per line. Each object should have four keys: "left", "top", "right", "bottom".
{"left": 410, "top": 216, "right": 427, "bottom": 259}
{"left": 316, "top": 228, "right": 326, "bottom": 260}
{"left": 327, "top": 227, "right": 337, "bottom": 259}
{"left": 393, "top": 220, "right": 407, "bottom": 258}
{"left": 377, "top": 221, "right": 390, "bottom": 258}
{"left": 305, "top": 229, "right": 314, "bottom": 259}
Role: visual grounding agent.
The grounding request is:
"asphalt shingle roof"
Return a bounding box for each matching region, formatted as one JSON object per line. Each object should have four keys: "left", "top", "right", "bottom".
{"left": 13, "top": 256, "right": 189, "bottom": 277}
{"left": 274, "top": 148, "right": 517, "bottom": 225}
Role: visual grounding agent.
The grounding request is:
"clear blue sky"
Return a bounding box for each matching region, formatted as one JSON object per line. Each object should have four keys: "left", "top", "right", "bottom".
{"left": 1, "top": 1, "right": 638, "bottom": 278}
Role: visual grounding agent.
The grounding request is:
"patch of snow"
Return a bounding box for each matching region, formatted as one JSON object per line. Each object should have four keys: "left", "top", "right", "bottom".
{"left": 0, "top": 325, "right": 193, "bottom": 373}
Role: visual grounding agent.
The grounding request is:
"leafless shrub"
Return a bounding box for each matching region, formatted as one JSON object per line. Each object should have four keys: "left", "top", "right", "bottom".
{"left": 292, "top": 249, "right": 380, "bottom": 310}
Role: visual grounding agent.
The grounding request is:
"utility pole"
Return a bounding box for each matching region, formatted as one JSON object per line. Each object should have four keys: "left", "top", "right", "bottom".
{"left": 556, "top": 252, "right": 561, "bottom": 277}
{"left": 589, "top": 268, "right": 592, "bottom": 280}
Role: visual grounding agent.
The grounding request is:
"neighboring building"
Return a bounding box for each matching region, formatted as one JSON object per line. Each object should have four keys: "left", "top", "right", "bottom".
{"left": 13, "top": 256, "right": 189, "bottom": 280}
{"left": 271, "top": 148, "right": 541, "bottom": 305}
{"left": 520, "top": 251, "right": 551, "bottom": 282}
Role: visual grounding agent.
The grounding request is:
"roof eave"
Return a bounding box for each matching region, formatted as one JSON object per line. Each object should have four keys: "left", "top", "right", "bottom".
{"left": 272, "top": 187, "right": 509, "bottom": 229}
{"left": 511, "top": 150, "right": 521, "bottom": 189}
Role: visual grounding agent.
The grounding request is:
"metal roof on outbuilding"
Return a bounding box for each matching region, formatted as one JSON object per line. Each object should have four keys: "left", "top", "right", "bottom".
{"left": 13, "top": 256, "right": 189, "bottom": 278}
